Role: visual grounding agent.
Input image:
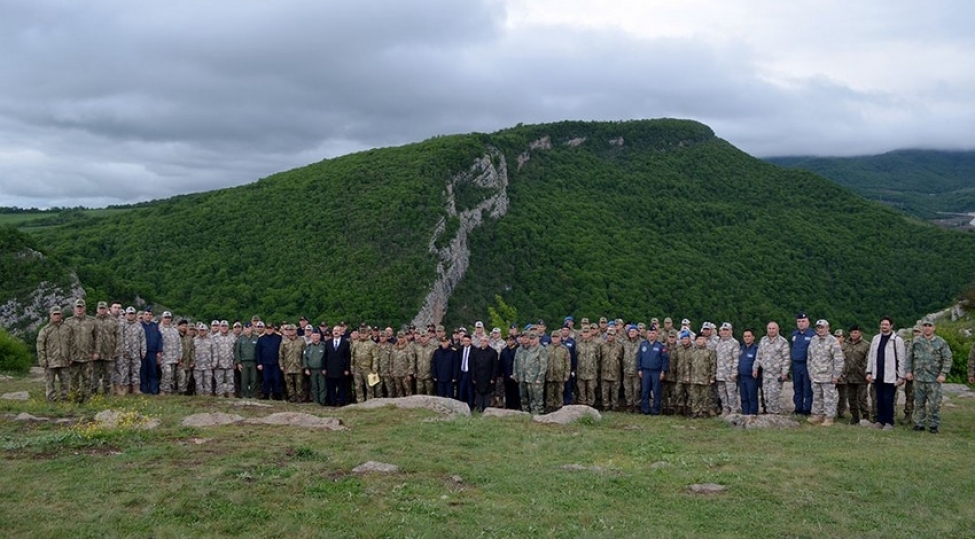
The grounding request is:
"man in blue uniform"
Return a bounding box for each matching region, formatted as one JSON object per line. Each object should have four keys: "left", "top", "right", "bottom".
{"left": 791, "top": 311, "right": 815, "bottom": 415}
{"left": 637, "top": 326, "right": 669, "bottom": 415}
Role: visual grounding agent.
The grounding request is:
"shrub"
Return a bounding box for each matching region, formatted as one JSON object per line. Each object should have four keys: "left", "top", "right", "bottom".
{"left": 0, "top": 328, "right": 33, "bottom": 374}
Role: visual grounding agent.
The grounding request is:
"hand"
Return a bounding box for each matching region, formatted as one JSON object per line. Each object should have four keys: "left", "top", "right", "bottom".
{"left": 344, "top": 371, "right": 349, "bottom": 376}
{"left": 865, "top": 375, "right": 873, "bottom": 383}
{"left": 730, "top": 374, "right": 737, "bottom": 383}
{"left": 752, "top": 370, "right": 758, "bottom": 379}
{"left": 831, "top": 377, "right": 838, "bottom": 384}
{"left": 896, "top": 377, "right": 904, "bottom": 387}
{"left": 257, "top": 365, "right": 263, "bottom": 371}
{"left": 659, "top": 372, "right": 665, "bottom": 381}
{"left": 937, "top": 375, "right": 946, "bottom": 384}
{"left": 304, "top": 369, "right": 310, "bottom": 376}
{"left": 969, "top": 376, "right": 974, "bottom": 384}
{"left": 92, "top": 353, "right": 100, "bottom": 361}
{"left": 236, "top": 364, "right": 242, "bottom": 371}
{"left": 905, "top": 372, "right": 914, "bottom": 381}
{"left": 638, "top": 370, "right": 643, "bottom": 378}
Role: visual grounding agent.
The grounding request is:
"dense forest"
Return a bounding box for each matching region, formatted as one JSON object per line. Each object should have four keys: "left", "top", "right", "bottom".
{"left": 16, "top": 119, "right": 975, "bottom": 332}
{"left": 767, "top": 150, "right": 975, "bottom": 219}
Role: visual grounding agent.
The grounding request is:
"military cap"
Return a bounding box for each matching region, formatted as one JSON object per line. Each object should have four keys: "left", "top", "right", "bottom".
{"left": 255, "top": 321, "right": 266, "bottom": 328}
{"left": 397, "top": 330, "right": 406, "bottom": 337}
{"left": 679, "top": 330, "right": 691, "bottom": 339}
{"left": 196, "top": 322, "right": 207, "bottom": 330}
{"left": 144, "top": 306, "right": 153, "bottom": 313}
{"left": 537, "top": 319, "right": 545, "bottom": 326}
{"left": 551, "top": 330, "right": 560, "bottom": 338}
{"left": 74, "top": 298, "right": 86, "bottom": 307}
{"left": 49, "top": 305, "right": 62, "bottom": 315}
{"left": 815, "top": 319, "right": 829, "bottom": 327}
{"left": 681, "top": 318, "right": 691, "bottom": 325}
{"left": 833, "top": 329, "right": 845, "bottom": 337}
{"left": 720, "top": 322, "right": 732, "bottom": 330}
{"left": 527, "top": 331, "right": 539, "bottom": 339}
{"left": 606, "top": 328, "right": 616, "bottom": 335}
{"left": 664, "top": 317, "right": 673, "bottom": 324}
{"left": 651, "top": 317, "right": 659, "bottom": 324}
{"left": 96, "top": 301, "right": 108, "bottom": 309}
{"left": 509, "top": 323, "right": 518, "bottom": 329}
{"left": 233, "top": 321, "right": 242, "bottom": 328}
{"left": 580, "top": 317, "right": 590, "bottom": 324}
{"left": 599, "top": 317, "right": 608, "bottom": 323}
{"left": 637, "top": 322, "right": 647, "bottom": 330}
{"left": 459, "top": 326, "right": 468, "bottom": 333}
{"left": 796, "top": 311, "right": 808, "bottom": 319}
{"left": 178, "top": 319, "right": 189, "bottom": 326}
{"left": 125, "top": 306, "right": 136, "bottom": 314}
{"left": 564, "top": 316, "right": 573, "bottom": 322}
{"left": 475, "top": 320, "right": 484, "bottom": 328}
{"left": 607, "top": 321, "right": 616, "bottom": 327}
{"left": 921, "top": 317, "right": 935, "bottom": 326}
{"left": 648, "top": 324, "right": 658, "bottom": 332}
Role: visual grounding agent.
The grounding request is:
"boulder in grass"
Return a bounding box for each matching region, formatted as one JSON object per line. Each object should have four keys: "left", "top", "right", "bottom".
{"left": 181, "top": 412, "right": 245, "bottom": 427}
{"left": 343, "top": 395, "right": 471, "bottom": 417}
{"left": 352, "top": 461, "right": 399, "bottom": 474}
{"left": 533, "top": 405, "right": 602, "bottom": 424}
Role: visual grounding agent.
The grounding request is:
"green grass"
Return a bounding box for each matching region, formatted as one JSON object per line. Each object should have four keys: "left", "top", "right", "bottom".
{"left": 2, "top": 374, "right": 975, "bottom": 538}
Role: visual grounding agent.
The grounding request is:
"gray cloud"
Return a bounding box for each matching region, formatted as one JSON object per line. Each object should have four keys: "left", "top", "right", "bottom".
{"left": 0, "top": 0, "right": 972, "bottom": 208}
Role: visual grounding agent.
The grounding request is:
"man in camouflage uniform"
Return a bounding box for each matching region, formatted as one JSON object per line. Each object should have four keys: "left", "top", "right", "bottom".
{"left": 669, "top": 331, "right": 694, "bottom": 415}
{"left": 900, "top": 325, "right": 921, "bottom": 425}
{"left": 92, "top": 301, "right": 119, "bottom": 396}
{"left": 806, "top": 320, "right": 845, "bottom": 426}
{"left": 211, "top": 320, "right": 237, "bottom": 398}
{"left": 391, "top": 330, "right": 416, "bottom": 397}
{"left": 37, "top": 306, "right": 72, "bottom": 402}
{"left": 574, "top": 325, "right": 600, "bottom": 407}
{"left": 117, "top": 307, "right": 147, "bottom": 395}
{"left": 684, "top": 334, "right": 716, "bottom": 417}
{"left": 158, "top": 311, "right": 182, "bottom": 395}
{"left": 178, "top": 321, "right": 195, "bottom": 395}
{"left": 376, "top": 332, "right": 394, "bottom": 397}
{"left": 906, "top": 318, "right": 953, "bottom": 433}
{"left": 621, "top": 325, "right": 642, "bottom": 412}
{"left": 64, "top": 298, "right": 99, "bottom": 402}
{"left": 351, "top": 327, "right": 379, "bottom": 402}
{"left": 279, "top": 324, "right": 306, "bottom": 402}
{"left": 545, "top": 331, "right": 571, "bottom": 411}
{"left": 714, "top": 322, "right": 741, "bottom": 415}
{"left": 599, "top": 328, "right": 623, "bottom": 410}
{"left": 514, "top": 331, "right": 547, "bottom": 415}
{"left": 838, "top": 325, "right": 870, "bottom": 424}
{"left": 193, "top": 323, "right": 216, "bottom": 395}
{"left": 752, "top": 321, "right": 790, "bottom": 415}
{"left": 415, "top": 331, "right": 437, "bottom": 396}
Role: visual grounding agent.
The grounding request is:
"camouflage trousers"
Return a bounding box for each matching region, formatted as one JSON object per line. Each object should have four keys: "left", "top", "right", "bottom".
{"left": 623, "top": 373, "right": 640, "bottom": 407}
{"left": 717, "top": 380, "right": 740, "bottom": 413}
{"left": 600, "top": 380, "right": 620, "bottom": 409}
{"left": 353, "top": 370, "right": 377, "bottom": 402}
{"left": 381, "top": 376, "right": 396, "bottom": 398}
{"left": 491, "top": 379, "right": 505, "bottom": 407}
{"left": 394, "top": 376, "right": 412, "bottom": 398}
{"left": 914, "top": 381, "right": 942, "bottom": 429}
{"left": 666, "top": 381, "right": 688, "bottom": 415}
{"left": 159, "top": 364, "right": 177, "bottom": 394}
{"left": 284, "top": 373, "right": 302, "bottom": 401}
{"left": 762, "top": 376, "right": 785, "bottom": 414}
{"left": 416, "top": 378, "right": 435, "bottom": 396}
{"left": 90, "top": 359, "right": 113, "bottom": 395}
{"left": 70, "top": 361, "right": 93, "bottom": 402}
{"left": 520, "top": 381, "right": 544, "bottom": 415}
{"left": 545, "top": 381, "right": 564, "bottom": 410}
{"left": 575, "top": 378, "right": 597, "bottom": 407}
{"left": 901, "top": 379, "right": 915, "bottom": 419}
{"left": 689, "top": 384, "right": 711, "bottom": 416}
{"left": 194, "top": 368, "right": 213, "bottom": 395}
{"left": 45, "top": 366, "right": 70, "bottom": 402}
{"left": 177, "top": 367, "right": 192, "bottom": 394}
{"left": 811, "top": 382, "right": 838, "bottom": 418}
{"left": 116, "top": 356, "right": 141, "bottom": 389}
{"left": 837, "top": 383, "right": 868, "bottom": 420}
{"left": 215, "top": 368, "right": 235, "bottom": 397}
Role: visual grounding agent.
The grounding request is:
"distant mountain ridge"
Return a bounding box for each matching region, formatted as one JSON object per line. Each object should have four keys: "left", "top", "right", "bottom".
{"left": 766, "top": 149, "right": 975, "bottom": 221}
{"left": 7, "top": 119, "right": 975, "bottom": 337}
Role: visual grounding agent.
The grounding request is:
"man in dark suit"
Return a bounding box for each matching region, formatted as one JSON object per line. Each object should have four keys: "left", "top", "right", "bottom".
{"left": 457, "top": 334, "right": 475, "bottom": 408}
{"left": 432, "top": 336, "right": 459, "bottom": 398}
{"left": 324, "top": 325, "right": 351, "bottom": 406}
{"left": 471, "top": 335, "right": 499, "bottom": 412}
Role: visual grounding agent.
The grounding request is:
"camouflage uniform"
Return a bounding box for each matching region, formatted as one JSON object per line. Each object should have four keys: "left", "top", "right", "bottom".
{"left": 92, "top": 312, "right": 119, "bottom": 395}
{"left": 37, "top": 314, "right": 72, "bottom": 402}
{"left": 906, "top": 333, "right": 953, "bottom": 430}
{"left": 415, "top": 339, "right": 437, "bottom": 396}
{"left": 391, "top": 341, "right": 417, "bottom": 397}
{"left": 754, "top": 335, "right": 790, "bottom": 414}
{"left": 668, "top": 341, "right": 693, "bottom": 415}
{"left": 376, "top": 339, "right": 394, "bottom": 397}
{"left": 351, "top": 336, "right": 379, "bottom": 402}
{"left": 159, "top": 323, "right": 182, "bottom": 394}
{"left": 901, "top": 337, "right": 915, "bottom": 424}
{"left": 807, "top": 333, "right": 844, "bottom": 421}
{"left": 574, "top": 334, "right": 600, "bottom": 407}
{"left": 117, "top": 317, "right": 147, "bottom": 394}
{"left": 178, "top": 330, "right": 195, "bottom": 394}
{"left": 193, "top": 332, "right": 215, "bottom": 395}
{"left": 684, "top": 343, "right": 716, "bottom": 417}
{"left": 211, "top": 332, "right": 237, "bottom": 398}
{"left": 839, "top": 337, "right": 870, "bottom": 422}
{"left": 234, "top": 330, "right": 260, "bottom": 398}
{"left": 514, "top": 340, "right": 547, "bottom": 415}
{"left": 599, "top": 334, "right": 623, "bottom": 410}
{"left": 621, "top": 334, "right": 642, "bottom": 409}
{"left": 279, "top": 334, "right": 306, "bottom": 402}
{"left": 545, "top": 340, "right": 571, "bottom": 410}
{"left": 715, "top": 336, "right": 741, "bottom": 414}
{"left": 64, "top": 310, "right": 99, "bottom": 402}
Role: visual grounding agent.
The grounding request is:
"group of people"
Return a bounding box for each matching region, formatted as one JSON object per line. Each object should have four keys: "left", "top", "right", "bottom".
{"left": 35, "top": 301, "right": 965, "bottom": 433}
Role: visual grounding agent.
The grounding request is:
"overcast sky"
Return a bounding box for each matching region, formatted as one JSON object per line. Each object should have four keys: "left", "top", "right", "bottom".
{"left": 1, "top": 0, "right": 973, "bottom": 208}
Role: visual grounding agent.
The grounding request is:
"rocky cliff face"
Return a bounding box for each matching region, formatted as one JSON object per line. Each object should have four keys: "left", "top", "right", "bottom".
{"left": 411, "top": 148, "right": 509, "bottom": 327}
{"left": 0, "top": 275, "right": 86, "bottom": 336}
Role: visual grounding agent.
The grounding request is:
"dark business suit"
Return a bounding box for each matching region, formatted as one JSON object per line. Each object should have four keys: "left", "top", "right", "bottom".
{"left": 457, "top": 345, "right": 475, "bottom": 408}
{"left": 471, "top": 345, "right": 499, "bottom": 412}
{"left": 324, "top": 337, "right": 351, "bottom": 406}
{"left": 432, "top": 344, "right": 459, "bottom": 398}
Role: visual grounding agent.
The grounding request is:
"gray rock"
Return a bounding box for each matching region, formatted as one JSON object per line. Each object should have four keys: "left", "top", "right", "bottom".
{"left": 481, "top": 407, "right": 530, "bottom": 418}
{"left": 245, "top": 412, "right": 345, "bottom": 430}
{"left": 181, "top": 412, "right": 245, "bottom": 427}
{"left": 533, "top": 405, "right": 602, "bottom": 424}
{"left": 560, "top": 464, "right": 607, "bottom": 473}
{"left": 723, "top": 413, "right": 800, "bottom": 429}
{"left": 859, "top": 419, "right": 876, "bottom": 427}
{"left": 343, "top": 395, "right": 471, "bottom": 417}
{"left": 14, "top": 412, "right": 48, "bottom": 422}
{"left": 450, "top": 475, "right": 464, "bottom": 484}
{"left": 941, "top": 383, "right": 974, "bottom": 396}
{"left": 232, "top": 399, "right": 273, "bottom": 408}
{"left": 651, "top": 461, "right": 671, "bottom": 469}
{"left": 1, "top": 391, "right": 30, "bottom": 401}
{"left": 94, "top": 409, "right": 160, "bottom": 430}
{"left": 688, "top": 483, "right": 726, "bottom": 494}
{"left": 352, "top": 461, "right": 399, "bottom": 474}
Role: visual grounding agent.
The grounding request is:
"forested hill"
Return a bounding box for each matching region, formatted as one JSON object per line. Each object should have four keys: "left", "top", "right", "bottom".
{"left": 766, "top": 150, "right": 975, "bottom": 220}
{"left": 25, "top": 119, "right": 975, "bottom": 331}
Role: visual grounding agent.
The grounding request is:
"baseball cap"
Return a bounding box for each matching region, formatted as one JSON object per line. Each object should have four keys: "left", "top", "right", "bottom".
{"left": 49, "top": 306, "right": 62, "bottom": 315}
{"left": 197, "top": 322, "right": 207, "bottom": 330}
{"left": 491, "top": 327, "right": 501, "bottom": 333}
{"left": 74, "top": 298, "right": 87, "bottom": 307}
{"left": 305, "top": 324, "right": 314, "bottom": 331}
{"left": 922, "top": 317, "right": 935, "bottom": 326}
{"left": 475, "top": 321, "right": 484, "bottom": 328}
{"left": 815, "top": 319, "right": 829, "bottom": 327}
{"left": 796, "top": 311, "right": 808, "bottom": 319}
{"left": 96, "top": 301, "right": 108, "bottom": 309}
{"left": 720, "top": 322, "right": 732, "bottom": 330}
{"left": 564, "top": 316, "right": 573, "bottom": 322}
{"left": 679, "top": 330, "right": 691, "bottom": 339}
{"left": 833, "top": 329, "right": 845, "bottom": 337}
{"left": 681, "top": 318, "right": 690, "bottom": 325}
{"left": 125, "top": 306, "right": 136, "bottom": 314}
{"left": 162, "top": 311, "right": 173, "bottom": 318}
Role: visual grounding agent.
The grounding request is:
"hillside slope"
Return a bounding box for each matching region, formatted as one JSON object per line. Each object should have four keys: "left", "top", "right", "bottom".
{"left": 27, "top": 119, "right": 975, "bottom": 330}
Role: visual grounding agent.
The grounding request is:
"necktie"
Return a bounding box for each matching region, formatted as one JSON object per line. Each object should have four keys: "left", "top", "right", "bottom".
{"left": 334, "top": 339, "right": 339, "bottom": 349}
{"left": 463, "top": 347, "right": 469, "bottom": 371}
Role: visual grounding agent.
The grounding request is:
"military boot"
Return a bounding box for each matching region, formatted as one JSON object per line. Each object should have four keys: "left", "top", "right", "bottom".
{"left": 807, "top": 414, "right": 824, "bottom": 424}
{"left": 820, "top": 417, "right": 834, "bottom": 427}
{"left": 131, "top": 386, "right": 141, "bottom": 395}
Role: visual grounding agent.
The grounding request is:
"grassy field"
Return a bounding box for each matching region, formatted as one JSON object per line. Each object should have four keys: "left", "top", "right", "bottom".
{"left": 2, "top": 373, "right": 974, "bottom": 538}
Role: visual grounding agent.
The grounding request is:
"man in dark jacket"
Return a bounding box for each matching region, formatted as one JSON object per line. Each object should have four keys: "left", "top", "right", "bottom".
{"left": 256, "top": 323, "right": 283, "bottom": 400}
{"left": 432, "top": 337, "right": 459, "bottom": 398}
{"left": 471, "top": 336, "right": 499, "bottom": 412}
{"left": 499, "top": 334, "right": 521, "bottom": 410}
{"left": 140, "top": 308, "right": 163, "bottom": 395}
{"left": 324, "top": 328, "right": 351, "bottom": 406}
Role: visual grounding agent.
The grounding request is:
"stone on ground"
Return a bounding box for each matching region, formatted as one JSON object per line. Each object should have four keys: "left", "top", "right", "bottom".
{"left": 533, "top": 405, "right": 602, "bottom": 424}
{"left": 232, "top": 400, "right": 273, "bottom": 408}
{"left": 245, "top": 412, "right": 345, "bottom": 430}
{"left": 343, "top": 395, "right": 471, "bottom": 417}
{"left": 352, "top": 461, "right": 399, "bottom": 474}
{"left": 481, "top": 407, "right": 530, "bottom": 418}
{"left": 181, "top": 412, "right": 245, "bottom": 427}
{"left": 723, "top": 413, "right": 800, "bottom": 429}
{"left": 94, "top": 409, "right": 160, "bottom": 430}
{"left": 1, "top": 391, "right": 30, "bottom": 401}
{"left": 14, "top": 412, "right": 48, "bottom": 422}
{"left": 688, "top": 483, "right": 726, "bottom": 494}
